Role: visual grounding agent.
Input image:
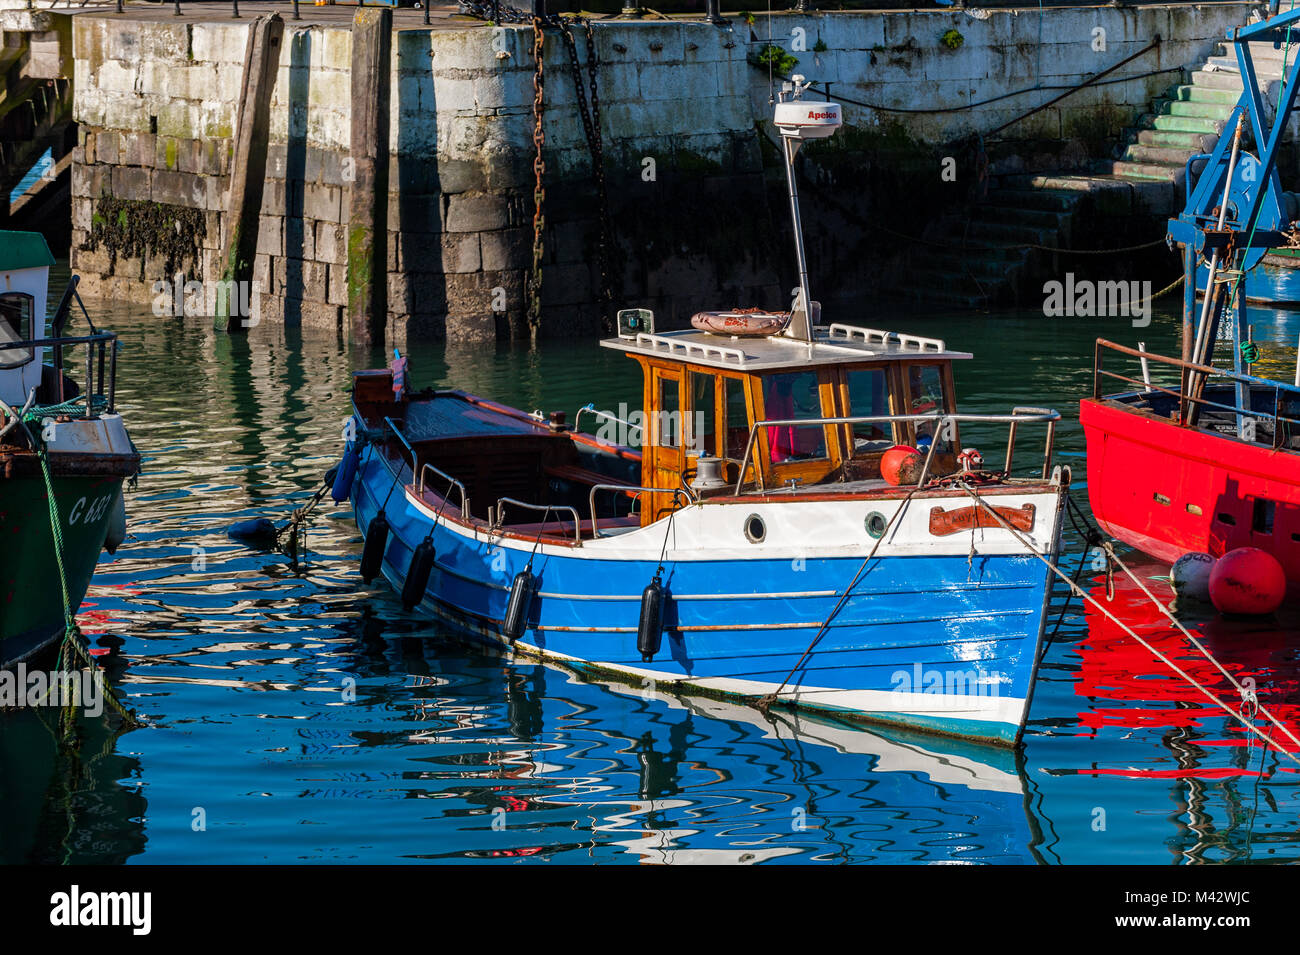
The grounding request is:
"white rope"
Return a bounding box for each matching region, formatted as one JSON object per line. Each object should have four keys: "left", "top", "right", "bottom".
{"left": 955, "top": 482, "right": 1300, "bottom": 766}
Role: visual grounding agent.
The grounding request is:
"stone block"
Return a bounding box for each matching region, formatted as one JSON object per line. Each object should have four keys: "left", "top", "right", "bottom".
{"left": 110, "top": 165, "right": 151, "bottom": 201}
{"left": 444, "top": 192, "right": 510, "bottom": 233}
{"left": 442, "top": 233, "right": 480, "bottom": 274}
{"left": 256, "top": 215, "right": 284, "bottom": 257}
{"left": 303, "top": 183, "right": 342, "bottom": 223}
{"left": 307, "top": 221, "right": 341, "bottom": 266}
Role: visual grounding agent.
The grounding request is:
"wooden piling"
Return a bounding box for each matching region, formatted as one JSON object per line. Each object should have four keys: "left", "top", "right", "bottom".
{"left": 219, "top": 13, "right": 284, "bottom": 333}
{"left": 346, "top": 7, "right": 391, "bottom": 347}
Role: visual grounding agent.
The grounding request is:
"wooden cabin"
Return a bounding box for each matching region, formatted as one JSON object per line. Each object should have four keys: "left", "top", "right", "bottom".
{"left": 605, "top": 322, "right": 971, "bottom": 524}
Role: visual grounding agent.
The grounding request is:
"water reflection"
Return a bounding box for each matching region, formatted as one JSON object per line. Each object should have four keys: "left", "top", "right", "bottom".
{"left": 3, "top": 295, "right": 1300, "bottom": 863}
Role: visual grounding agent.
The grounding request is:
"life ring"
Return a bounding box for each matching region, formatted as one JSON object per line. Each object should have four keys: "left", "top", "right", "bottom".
{"left": 690, "top": 309, "right": 789, "bottom": 337}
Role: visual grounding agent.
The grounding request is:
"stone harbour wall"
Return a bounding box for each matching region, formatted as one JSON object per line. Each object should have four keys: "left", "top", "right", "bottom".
{"left": 70, "top": 16, "right": 777, "bottom": 343}
{"left": 68, "top": 4, "right": 1260, "bottom": 341}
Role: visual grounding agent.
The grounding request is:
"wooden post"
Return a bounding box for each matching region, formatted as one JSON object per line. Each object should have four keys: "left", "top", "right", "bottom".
{"left": 219, "top": 13, "right": 284, "bottom": 333}
{"left": 347, "top": 7, "right": 391, "bottom": 347}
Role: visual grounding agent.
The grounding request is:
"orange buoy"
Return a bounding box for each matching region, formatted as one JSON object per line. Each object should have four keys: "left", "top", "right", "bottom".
{"left": 1208, "top": 547, "right": 1286, "bottom": 615}
{"left": 881, "top": 445, "right": 921, "bottom": 486}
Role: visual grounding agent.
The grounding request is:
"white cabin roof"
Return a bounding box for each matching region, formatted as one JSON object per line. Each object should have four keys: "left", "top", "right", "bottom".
{"left": 601, "top": 323, "right": 973, "bottom": 372}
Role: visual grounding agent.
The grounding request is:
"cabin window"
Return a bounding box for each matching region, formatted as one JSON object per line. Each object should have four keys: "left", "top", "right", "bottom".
{"left": 0, "top": 292, "right": 34, "bottom": 368}
{"left": 844, "top": 368, "right": 892, "bottom": 452}
{"left": 688, "top": 371, "right": 716, "bottom": 455}
{"left": 907, "top": 364, "right": 952, "bottom": 453}
{"left": 655, "top": 374, "right": 681, "bottom": 448}
{"left": 763, "top": 371, "right": 828, "bottom": 462}
{"left": 724, "top": 376, "right": 749, "bottom": 458}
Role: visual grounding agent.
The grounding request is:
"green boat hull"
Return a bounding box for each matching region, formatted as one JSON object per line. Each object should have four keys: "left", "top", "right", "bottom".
{"left": 0, "top": 471, "right": 124, "bottom": 667}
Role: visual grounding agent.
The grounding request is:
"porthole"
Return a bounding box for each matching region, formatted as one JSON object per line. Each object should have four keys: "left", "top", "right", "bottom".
{"left": 744, "top": 513, "right": 766, "bottom": 543}
{"left": 865, "top": 511, "right": 887, "bottom": 539}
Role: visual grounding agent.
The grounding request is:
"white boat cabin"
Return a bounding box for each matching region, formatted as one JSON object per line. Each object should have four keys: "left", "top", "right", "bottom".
{"left": 601, "top": 321, "right": 974, "bottom": 524}
{"left": 0, "top": 231, "right": 53, "bottom": 407}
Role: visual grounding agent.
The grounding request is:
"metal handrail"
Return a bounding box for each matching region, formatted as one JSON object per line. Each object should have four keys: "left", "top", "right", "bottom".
{"left": 1094, "top": 338, "right": 1300, "bottom": 399}
{"left": 383, "top": 416, "right": 417, "bottom": 479}
{"left": 495, "top": 497, "right": 583, "bottom": 545}
{"left": 1094, "top": 338, "right": 1300, "bottom": 446}
{"left": 0, "top": 331, "right": 120, "bottom": 413}
{"left": 418, "top": 462, "right": 469, "bottom": 517}
{"left": 0, "top": 332, "right": 116, "bottom": 350}
{"left": 1005, "top": 406, "right": 1058, "bottom": 480}
{"left": 588, "top": 483, "right": 687, "bottom": 538}
{"left": 733, "top": 410, "right": 1061, "bottom": 494}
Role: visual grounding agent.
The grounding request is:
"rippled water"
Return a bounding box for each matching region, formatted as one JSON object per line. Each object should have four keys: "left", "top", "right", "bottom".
{"left": 4, "top": 275, "right": 1300, "bottom": 865}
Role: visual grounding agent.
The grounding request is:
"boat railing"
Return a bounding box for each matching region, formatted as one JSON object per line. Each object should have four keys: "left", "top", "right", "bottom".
{"left": 734, "top": 410, "right": 1061, "bottom": 494}
{"left": 0, "top": 331, "right": 119, "bottom": 416}
{"left": 418, "top": 462, "right": 470, "bottom": 518}
{"left": 588, "top": 484, "right": 688, "bottom": 538}
{"left": 494, "top": 497, "right": 583, "bottom": 545}
{"left": 384, "top": 416, "right": 416, "bottom": 476}
{"left": 1093, "top": 339, "right": 1300, "bottom": 445}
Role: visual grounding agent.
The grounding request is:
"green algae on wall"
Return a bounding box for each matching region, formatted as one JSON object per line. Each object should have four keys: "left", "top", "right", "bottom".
{"left": 80, "top": 197, "right": 206, "bottom": 280}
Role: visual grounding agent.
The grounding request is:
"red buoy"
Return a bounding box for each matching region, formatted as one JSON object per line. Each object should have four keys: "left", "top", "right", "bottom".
{"left": 881, "top": 445, "right": 921, "bottom": 486}
{"left": 1208, "top": 547, "right": 1286, "bottom": 615}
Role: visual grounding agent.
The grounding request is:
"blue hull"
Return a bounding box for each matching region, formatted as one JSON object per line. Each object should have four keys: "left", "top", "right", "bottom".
{"left": 351, "top": 451, "right": 1060, "bottom": 747}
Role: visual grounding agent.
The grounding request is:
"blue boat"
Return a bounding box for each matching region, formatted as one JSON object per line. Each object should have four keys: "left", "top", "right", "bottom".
{"left": 337, "top": 81, "right": 1067, "bottom": 747}
{"left": 1196, "top": 258, "right": 1300, "bottom": 308}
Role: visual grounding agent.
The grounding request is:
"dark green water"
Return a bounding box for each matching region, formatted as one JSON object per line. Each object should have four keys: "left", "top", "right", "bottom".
{"left": 4, "top": 282, "right": 1300, "bottom": 864}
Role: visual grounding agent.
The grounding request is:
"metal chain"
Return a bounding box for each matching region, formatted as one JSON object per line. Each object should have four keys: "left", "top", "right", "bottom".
{"left": 556, "top": 21, "right": 615, "bottom": 330}
{"left": 529, "top": 17, "right": 546, "bottom": 338}
{"left": 461, "top": 2, "right": 617, "bottom": 333}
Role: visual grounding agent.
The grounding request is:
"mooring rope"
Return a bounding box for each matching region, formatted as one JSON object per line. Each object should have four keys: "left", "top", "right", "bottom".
{"left": 955, "top": 481, "right": 1300, "bottom": 765}
{"left": 31, "top": 443, "right": 139, "bottom": 729}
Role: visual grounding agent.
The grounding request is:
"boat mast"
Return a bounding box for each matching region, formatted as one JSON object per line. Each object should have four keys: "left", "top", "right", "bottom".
{"left": 781, "top": 134, "right": 814, "bottom": 343}
{"left": 773, "top": 76, "right": 841, "bottom": 342}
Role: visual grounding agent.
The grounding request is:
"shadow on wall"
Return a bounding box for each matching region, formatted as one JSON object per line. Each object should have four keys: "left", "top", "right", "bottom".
{"left": 394, "top": 30, "right": 445, "bottom": 345}
{"left": 284, "top": 27, "right": 311, "bottom": 326}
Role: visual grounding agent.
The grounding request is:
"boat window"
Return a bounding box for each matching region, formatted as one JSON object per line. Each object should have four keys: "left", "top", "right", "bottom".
{"left": 724, "top": 376, "right": 749, "bottom": 458}
{"left": 763, "top": 371, "right": 828, "bottom": 462}
{"left": 0, "top": 292, "right": 34, "bottom": 368}
{"left": 845, "top": 368, "right": 891, "bottom": 452}
{"left": 907, "top": 364, "right": 951, "bottom": 454}
{"left": 655, "top": 374, "right": 681, "bottom": 448}
{"left": 688, "top": 371, "right": 716, "bottom": 455}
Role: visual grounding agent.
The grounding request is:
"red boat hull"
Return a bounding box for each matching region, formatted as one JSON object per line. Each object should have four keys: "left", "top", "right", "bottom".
{"left": 1080, "top": 397, "right": 1300, "bottom": 582}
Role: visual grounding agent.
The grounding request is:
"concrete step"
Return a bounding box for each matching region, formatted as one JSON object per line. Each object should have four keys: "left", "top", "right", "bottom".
{"left": 1205, "top": 55, "right": 1288, "bottom": 79}
{"left": 1121, "top": 142, "right": 1199, "bottom": 165}
{"left": 923, "top": 216, "right": 1041, "bottom": 257}
{"left": 1190, "top": 69, "right": 1247, "bottom": 91}
{"left": 1156, "top": 97, "right": 1236, "bottom": 120}
{"left": 981, "top": 188, "right": 1080, "bottom": 213}
{"left": 1139, "top": 112, "right": 1224, "bottom": 134}
{"left": 1167, "top": 83, "right": 1241, "bottom": 105}
{"left": 1131, "top": 127, "right": 1213, "bottom": 150}
{"left": 970, "top": 204, "right": 1068, "bottom": 230}
{"left": 1216, "top": 41, "right": 1300, "bottom": 65}
{"left": 1102, "top": 159, "right": 1184, "bottom": 182}
{"left": 965, "top": 219, "right": 1058, "bottom": 246}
